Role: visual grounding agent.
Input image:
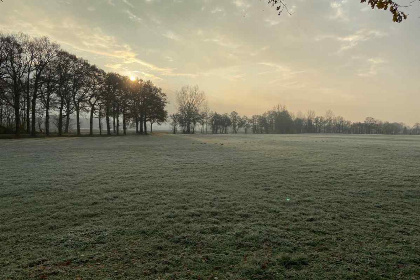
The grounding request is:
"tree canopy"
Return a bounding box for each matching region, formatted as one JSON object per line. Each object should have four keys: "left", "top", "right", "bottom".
{"left": 267, "top": 0, "right": 418, "bottom": 22}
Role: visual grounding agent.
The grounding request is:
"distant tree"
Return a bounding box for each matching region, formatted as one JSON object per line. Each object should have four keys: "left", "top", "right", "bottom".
{"left": 314, "top": 116, "right": 324, "bottom": 133}
{"left": 170, "top": 113, "right": 180, "bottom": 134}
{"left": 306, "top": 110, "right": 315, "bottom": 133}
{"left": 200, "top": 101, "right": 210, "bottom": 134}
{"left": 271, "top": 105, "right": 294, "bottom": 134}
{"left": 325, "top": 110, "right": 335, "bottom": 133}
{"left": 146, "top": 85, "right": 168, "bottom": 133}
{"left": 237, "top": 115, "right": 246, "bottom": 133}
{"left": 242, "top": 116, "right": 252, "bottom": 134}
{"left": 209, "top": 112, "right": 219, "bottom": 134}
{"left": 364, "top": 117, "right": 379, "bottom": 134}
{"left": 221, "top": 113, "right": 232, "bottom": 134}
{"left": 176, "top": 85, "right": 206, "bottom": 134}
{"left": 294, "top": 112, "right": 305, "bottom": 133}
{"left": 230, "top": 111, "right": 240, "bottom": 134}
{"left": 412, "top": 123, "right": 420, "bottom": 135}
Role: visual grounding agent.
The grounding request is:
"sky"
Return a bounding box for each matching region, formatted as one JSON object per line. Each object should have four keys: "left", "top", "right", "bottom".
{"left": 1, "top": 0, "right": 419, "bottom": 124}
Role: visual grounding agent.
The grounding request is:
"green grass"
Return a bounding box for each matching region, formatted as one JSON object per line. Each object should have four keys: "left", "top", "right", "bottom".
{"left": 0, "top": 134, "right": 419, "bottom": 279}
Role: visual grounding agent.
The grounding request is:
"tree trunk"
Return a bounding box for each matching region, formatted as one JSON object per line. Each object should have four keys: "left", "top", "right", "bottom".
{"left": 58, "top": 98, "right": 64, "bottom": 136}
{"left": 106, "top": 105, "right": 111, "bottom": 135}
{"left": 99, "top": 108, "right": 102, "bottom": 136}
{"left": 113, "top": 107, "right": 116, "bottom": 134}
{"left": 139, "top": 115, "right": 144, "bottom": 134}
{"left": 76, "top": 104, "right": 81, "bottom": 136}
{"left": 90, "top": 105, "right": 94, "bottom": 136}
{"left": 123, "top": 114, "right": 127, "bottom": 135}
{"left": 150, "top": 122, "right": 153, "bottom": 133}
{"left": 135, "top": 117, "right": 139, "bottom": 134}
{"left": 14, "top": 103, "right": 20, "bottom": 137}
{"left": 45, "top": 104, "right": 50, "bottom": 136}
{"left": 116, "top": 106, "right": 120, "bottom": 136}
{"left": 30, "top": 91, "right": 38, "bottom": 137}
{"left": 65, "top": 106, "right": 70, "bottom": 134}
{"left": 30, "top": 75, "right": 43, "bottom": 137}
{"left": 26, "top": 79, "right": 30, "bottom": 134}
{"left": 0, "top": 103, "right": 3, "bottom": 127}
{"left": 143, "top": 119, "right": 147, "bottom": 135}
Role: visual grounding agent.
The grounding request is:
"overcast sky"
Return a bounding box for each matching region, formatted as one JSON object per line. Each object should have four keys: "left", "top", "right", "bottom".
{"left": 1, "top": 0, "right": 419, "bottom": 124}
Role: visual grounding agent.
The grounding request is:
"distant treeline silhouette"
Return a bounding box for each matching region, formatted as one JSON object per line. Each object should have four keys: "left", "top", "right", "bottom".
{"left": 2, "top": 33, "right": 419, "bottom": 138}
{"left": 0, "top": 33, "right": 167, "bottom": 136}
{"left": 171, "top": 89, "right": 420, "bottom": 135}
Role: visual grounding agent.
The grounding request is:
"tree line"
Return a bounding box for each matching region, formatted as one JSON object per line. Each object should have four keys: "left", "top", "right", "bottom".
{"left": 2, "top": 33, "right": 418, "bottom": 138}
{"left": 171, "top": 86, "right": 420, "bottom": 135}
{"left": 0, "top": 33, "right": 168, "bottom": 137}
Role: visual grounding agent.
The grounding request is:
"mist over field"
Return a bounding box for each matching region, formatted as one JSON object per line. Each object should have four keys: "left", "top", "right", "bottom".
{"left": 1, "top": 0, "right": 420, "bottom": 279}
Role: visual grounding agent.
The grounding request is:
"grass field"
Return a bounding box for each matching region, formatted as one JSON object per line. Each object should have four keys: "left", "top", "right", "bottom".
{"left": 0, "top": 134, "right": 419, "bottom": 279}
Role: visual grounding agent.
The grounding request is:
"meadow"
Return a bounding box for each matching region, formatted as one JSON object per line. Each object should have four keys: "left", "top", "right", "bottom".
{"left": 0, "top": 134, "right": 419, "bottom": 279}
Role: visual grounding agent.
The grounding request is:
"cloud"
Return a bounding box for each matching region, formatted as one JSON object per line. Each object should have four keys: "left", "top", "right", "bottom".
{"left": 329, "top": 0, "right": 348, "bottom": 21}
{"left": 316, "top": 29, "right": 387, "bottom": 53}
{"left": 233, "top": 0, "right": 251, "bottom": 9}
{"left": 358, "top": 58, "right": 386, "bottom": 77}
{"left": 211, "top": 7, "right": 225, "bottom": 15}
{"left": 122, "top": 0, "right": 134, "bottom": 8}
{"left": 250, "top": 46, "right": 269, "bottom": 57}
{"left": 265, "top": 18, "right": 280, "bottom": 26}
{"left": 125, "top": 10, "right": 142, "bottom": 23}
{"left": 337, "top": 29, "right": 386, "bottom": 52}
{"left": 204, "top": 36, "right": 241, "bottom": 49}
{"left": 105, "top": 63, "right": 123, "bottom": 70}
{"left": 163, "top": 31, "right": 182, "bottom": 41}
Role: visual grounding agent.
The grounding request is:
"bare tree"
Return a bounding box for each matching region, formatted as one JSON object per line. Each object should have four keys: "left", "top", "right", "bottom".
{"left": 306, "top": 110, "right": 316, "bottom": 133}
{"left": 103, "top": 73, "right": 120, "bottom": 135}
{"left": 55, "top": 51, "right": 73, "bottom": 136}
{"left": 70, "top": 58, "right": 91, "bottom": 136}
{"left": 0, "top": 34, "right": 29, "bottom": 136}
{"left": 28, "top": 37, "right": 59, "bottom": 136}
{"left": 39, "top": 57, "right": 58, "bottom": 136}
{"left": 176, "top": 85, "right": 206, "bottom": 134}
{"left": 230, "top": 111, "right": 240, "bottom": 134}
{"left": 170, "top": 113, "right": 180, "bottom": 134}
{"left": 87, "top": 66, "right": 105, "bottom": 136}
